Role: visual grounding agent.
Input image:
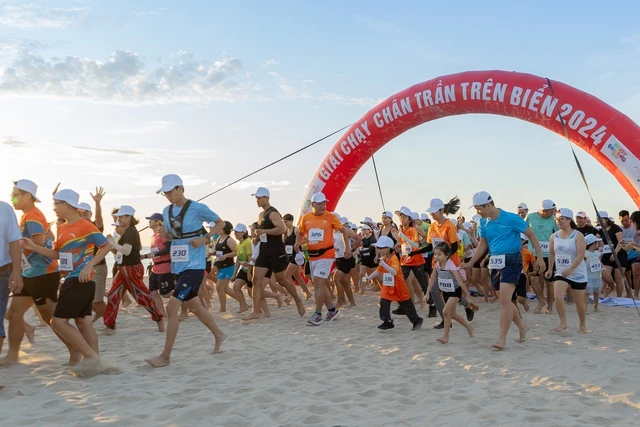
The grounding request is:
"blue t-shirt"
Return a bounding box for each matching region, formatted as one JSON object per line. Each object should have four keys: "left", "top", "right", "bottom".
{"left": 478, "top": 209, "right": 527, "bottom": 255}
{"left": 163, "top": 201, "right": 220, "bottom": 274}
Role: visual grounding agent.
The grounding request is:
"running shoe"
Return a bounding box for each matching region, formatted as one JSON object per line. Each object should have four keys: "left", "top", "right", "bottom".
{"left": 325, "top": 310, "right": 341, "bottom": 322}
{"left": 307, "top": 312, "right": 323, "bottom": 326}
{"left": 412, "top": 317, "right": 423, "bottom": 331}
{"left": 392, "top": 306, "right": 406, "bottom": 315}
{"left": 465, "top": 307, "right": 475, "bottom": 321}
{"left": 378, "top": 320, "right": 394, "bottom": 330}
{"left": 427, "top": 306, "right": 437, "bottom": 318}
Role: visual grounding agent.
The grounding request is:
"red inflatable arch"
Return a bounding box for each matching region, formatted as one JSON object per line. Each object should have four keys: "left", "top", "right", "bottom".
{"left": 299, "top": 70, "right": 640, "bottom": 216}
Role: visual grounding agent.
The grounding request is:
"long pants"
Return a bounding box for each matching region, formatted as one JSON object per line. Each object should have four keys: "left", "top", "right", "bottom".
{"left": 380, "top": 298, "right": 419, "bottom": 324}
{"left": 401, "top": 264, "right": 445, "bottom": 318}
{"left": 104, "top": 264, "right": 163, "bottom": 329}
{"left": 0, "top": 264, "right": 10, "bottom": 338}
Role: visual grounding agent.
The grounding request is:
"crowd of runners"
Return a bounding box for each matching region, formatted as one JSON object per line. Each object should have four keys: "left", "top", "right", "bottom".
{"left": 1, "top": 175, "right": 638, "bottom": 375}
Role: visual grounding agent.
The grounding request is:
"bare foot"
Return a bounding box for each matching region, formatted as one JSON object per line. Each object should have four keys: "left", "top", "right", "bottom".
{"left": 238, "top": 306, "right": 249, "bottom": 314}
{"left": 467, "top": 324, "right": 475, "bottom": 338}
{"left": 157, "top": 320, "right": 165, "bottom": 333}
{"left": 420, "top": 299, "right": 426, "bottom": 310}
{"left": 179, "top": 311, "right": 189, "bottom": 321}
{"left": 553, "top": 323, "right": 567, "bottom": 332}
{"left": 348, "top": 303, "right": 356, "bottom": 308}
{"left": 546, "top": 307, "right": 553, "bottom": 314}
{"left": 296, "top": 301, "right": 305, "bottom": 317}
{"left": 523, "top": 302, "right": 530, "bottom": 312}
{"left": 0, "top": 355, "right": 18, "bottom": 366}
{"left": 437, "top": 336, "right": 449, "bottom": 344}
{"left": 336, "top": 302, "right": 344, "bottom": 309}
{"left": 104, "top": 328, "right": 115, "bottom": 336}
{"left": 594, "top": 307, "right": 599, "bottom": 312}
{"left": 145, "top": 355, "right": 170, "bottom": 368}
{"left": 492, "top": 339, "right": 505, "bottom": 350}
{"left": 275, "top": 294, "right": 283, "bottom": 308}
{"left": 469, "top": 302, "right": 479, "bottom": 312}
{"left": 284, "top": 296, "right": 292, "bottom": 306}
{"left": 122, "top": 300, "right": 132, "bottom": 309}
{"left": 534, "top": 304, "right": 544, "bottom": 314}
{"left": 304, "top": 292, "right": 312, "bottom": 300}
{"left": 65, "top": 349, "right": 83, "bottom": 366}
{"left": 71, "top": 357, "right": 107, "bottom": 378}
{"left": 242, "top": 312, "right": 262, "bottom": 321}
{"left": 517, "top": 324, "right": 530, "bottom": 343}
{"left": 25, "top": 324, "right": 36, "bottom": 344}
{"left": 578, "top": 326, "right": 588, "bottom": 334}
{"left": 213, "top": 333, "right": 227, "bottom": 354}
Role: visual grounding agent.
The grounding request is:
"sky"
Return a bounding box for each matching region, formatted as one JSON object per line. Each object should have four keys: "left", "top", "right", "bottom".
{"left": 1, "top": 0, "right": 639, "bottom": 241}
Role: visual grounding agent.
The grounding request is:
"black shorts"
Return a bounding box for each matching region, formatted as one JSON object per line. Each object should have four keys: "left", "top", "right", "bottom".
{"left": 602, "top": 251, "right": 627, "bottom": 268}
{"left": 53, "top": 277, "right": 95, "bottom": 319}
{"left": 173, "top": 269, "right": 205, "bottom": 302}
{"left": 236, "top": 269, "right": 253, "bottom": 288}
{"left": 424, "top": 253, "right": 434, "bottom": 276}
{"left": 205, "top": 260, "right": 212, "bottom": 274}
{"left": 553, "top": 276, "right": 587, "bottom": 290}
{"left": 305, "top": 261, "right": 311, "bottom": 275}
{"left": 255, "top": 252, "right": 287, "bottom": 274}
{"left": 149, "top": 272, "right": 176, "bottom": 296}
{"left": 336, "top": 257, "right": 356, "bottom": 274}
{"left": 16, "top": 272, "right": 60, "bottom": 305}
{"left": 515, "top": 273, "right": 527, "bottom": 299}
{"left": 442, "top": 287, "right": 462, "bottom": 303}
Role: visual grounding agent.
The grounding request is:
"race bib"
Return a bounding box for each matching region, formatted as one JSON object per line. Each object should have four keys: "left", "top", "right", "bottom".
{"left": 589, "top": 260, "right": 602, "bottom": 272}
{"left": 151, "top": 247, "right": 159, "bottom": 254}
{"left": 401, "top": 244, "right": 412, "bottom": 256}
{"left": 295, "top": 252, "right": 305, "bottom": 266}
{"left": 59, "top": 252, "right": 73, "bottom": 271}
{"left": 432, "top": 238, "right": 445, "bottom": 247}
{"left": 555, "top": 255, "right": 571, "bottom": 268}
{"left": 259, "top": 233, "right": 268, "bottom": 243}
{"left": 216, "top": 251, "right": 223, "bottom": 260}
{"left": 539, "top": 241, "right": 550, "bottom": 253}
{"left": 382, "top": 273, "right": 395, "bottom": 287}
{"left": 489, "top": 254, "right": 506, "bottom": 270}
{"left": 602, "top": 245, "right": 612, "bottom": 254}
{"left": 21, "top": 254, "right": 32, "bottom": 272}
{"left": 115, "top": 252, "right": 123, "bottom": 264}
{"left": 285, "top": 245, "right": 293, "bottom": 255}
{"left": 309, "top": 228, "right": 324, "bottom": 243}
{"left": 171, "top": 245, "right": 189, "bottom": 262}
{"left": 335, "top": 245, "right": 345, "bottom": 258}
{"left": 438, "top": 277, "right": 455, "bottom": 292}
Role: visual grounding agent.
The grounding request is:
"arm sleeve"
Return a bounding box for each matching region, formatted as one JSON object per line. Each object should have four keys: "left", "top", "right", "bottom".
{"left": 378, "top": 259, "right": 397, "bottom": 275}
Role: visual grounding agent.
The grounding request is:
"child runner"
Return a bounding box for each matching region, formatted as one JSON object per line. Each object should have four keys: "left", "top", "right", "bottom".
{"left": 584, "top": 234, "right": 603, "bottom": 312}
{"left": 142, "top": 213, "right": 174, "bottom": 318}
{"left": 365, "top": 236, "right": 423, "bottom": 331}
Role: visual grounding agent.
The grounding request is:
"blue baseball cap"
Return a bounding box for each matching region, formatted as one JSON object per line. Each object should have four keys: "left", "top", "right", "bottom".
{"left": 145, "top": 213, "right": 163, "bottom": 221}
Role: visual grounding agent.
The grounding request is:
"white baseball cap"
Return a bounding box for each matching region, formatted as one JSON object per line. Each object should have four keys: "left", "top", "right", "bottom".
{"left": 556, "top": 208, "right": 573, "bottom": 219}
{"left": 584, "top": 234, "right": 602, "bottom": 246}
{"left": 311, "top": 192, "right": 328, "bottom": 203}
{"left": 382, "top": 210, "right": 393, "bottom": 218}
{"left": 13, "top": 179, "right": 41, "bottom": 202}
{"left": 576, "top": 211, "right": 587, "bottom": 218}
{"left": 251, "top": 187, "right": 270, "bottom": 198}
{"left": 340, "top": 216, "right": 349, "bottom": 225}
{"left": 396, "top": 206, "right": 412, "bottom": 218}
{"left": 517, "top": 203, "right": 528, "bottom": 210}
{"left": 471, "top": 214, "right": 481, "bottom": 223}
{"left": 373, "top": 236, "right": 395, "bottom": 249}
{"left": 348, "top": 222, "right": 357, "bottom": 229}
{"left": 463, "top": 222, "right": 472, "bottom": 230}
{"left": 420, "top": 213, "right": 429, "bottom": 221}
{"left": 232, "top": 223, "right": 248, "bottom": 233}
{"left": 471, "top": 191, "right": 493, "bottom": 207}
{"left": 598, "top": 210, "right": 613, "bottom": 221}
{"left": 114, "top": 205, "right": 135, "bottom": 217}
{"left": 410, "top": 211, "right": 419, "bottom": 220}
{"left": 360, "top": 216, "right": 374, "bottom": 224}
{"left": 426, "top": 198, "right": 445, "bottom": 213}
{"left": 77, "top": 202, "right": 92, "bottom": 213}
{"left": 53, "top": 189, "right": 80, "bottom": 209}
{"left": 541, "top": 199, "right": 556, "bottom": 210}
{"left": 360, "top": 224, "right": 372, "bottom": 231}
{"left": 157, "top": 174, "right": 183, "bottom": 194}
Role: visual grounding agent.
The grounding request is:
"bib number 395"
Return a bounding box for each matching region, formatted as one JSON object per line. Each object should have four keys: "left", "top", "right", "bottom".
{"left": 171, "top": 245, "right": 189, "bottom": 262}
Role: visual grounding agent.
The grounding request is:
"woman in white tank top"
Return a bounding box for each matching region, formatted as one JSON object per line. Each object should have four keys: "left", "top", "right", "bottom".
{"left": 545, "top": 208, "right": 588, "bottom": 334}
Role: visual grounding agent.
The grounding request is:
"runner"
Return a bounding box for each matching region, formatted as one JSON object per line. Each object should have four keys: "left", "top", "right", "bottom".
{"left": 21, "top": 189, "right": 112, "bottom": 373}
{"left": 1, "top": 180, "right": 78, "bottom": 366}
{"left": 395, "top": 207, "right": 427, "bottom": 310}
{"left": 525, "top": 199, "right": 558, "bottom": 314}
{"left": 545, "top": 208, "right": 588, "bottom": 333}
{"left": 0, "top": 201, "right": 23, "bottom": 356}
{"left": 517, "top": 203, "right": 529, "bottom": 219}
{"left": 619, "top": 210, "right": 639, "bottom": 297}
{"left": 145, "top": 174, "right": 227, "bottom": 368}
{"left": 585, "top": 234, "right": 603, "bottom": 312}
{"left": 365, "top": 236, "right": 422, "bottom": 331}
{"left": 334, "top": 215, "right": 361, "bottom": 308}
{"left": 231, "top": 223, "right": 252, "bottom": 313}
{"left": 575, "top": 211, "right": 597, "bottom": 236}
{"left": 517, "top": 234, "right": 535, "bottom": 312}
{"left": 596, "top": 211, "right": 625, "bottom": 297}
{"left": 213, "top": 221, "right": 243, "bottom": 312}
{"left": 428, "top": 243, "right": 474, "bottom": 343}
{"left": 142, "top": 213, "right": 174, "bottom": 318}
{"left": 358, "top": 224, "right": 379, "bottom": 293}
{"left": 243, "top": 187, "right": 305, "bottom": 321}
{"left": 282, "top": 213, "right": 312, "bottom": 300}
{"left": 296, "top": 192, "right": 350, "bottom": 326}
{"left": 104, "top": 206, "right": 164, "bottom": 334}
{"left": 462, "top": 191, "right": 545, "bottom": 350}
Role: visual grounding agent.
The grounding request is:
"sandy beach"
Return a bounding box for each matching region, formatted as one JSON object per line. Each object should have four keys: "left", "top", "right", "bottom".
{"left": 1, "top": 291, "right": 640, "bottom": 426}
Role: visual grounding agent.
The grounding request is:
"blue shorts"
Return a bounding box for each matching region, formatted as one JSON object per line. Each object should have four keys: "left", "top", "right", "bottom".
{"left": 217, "top": 265, "right": 235, "bottom": 280}
{"left": 173, "top": 269, "right": 205, "bottom": 302}
{"left": 490, "top": 252, "right": 522, "bottom": 291}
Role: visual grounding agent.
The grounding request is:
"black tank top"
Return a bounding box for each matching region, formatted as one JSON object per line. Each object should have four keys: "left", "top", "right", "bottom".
{"left": 214, "top": 236, "right": 235, "bottom": 269}
{"left": 381, "top": 227, "right": 397, "bottom": 245}
{"left": 258, "top": 206, "right": 285, "bottom": 255}
{"left": 360, "top": 235, "right": 377, "bottom": 260}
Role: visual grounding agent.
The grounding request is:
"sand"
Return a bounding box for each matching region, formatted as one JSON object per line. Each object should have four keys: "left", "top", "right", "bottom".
{"left": 1, "top": 292, "right": 640, "bottom": 426}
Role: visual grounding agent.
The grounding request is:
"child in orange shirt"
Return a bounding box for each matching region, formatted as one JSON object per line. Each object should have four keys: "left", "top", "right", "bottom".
{"left": 517, "top": 233, "right": 536, "bottom": 312}
{"left": 366, "top": 236, "right": 423, "bottom": 330}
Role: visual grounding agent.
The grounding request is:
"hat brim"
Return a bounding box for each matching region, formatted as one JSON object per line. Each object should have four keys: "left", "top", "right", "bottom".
{"left": 156, "top": 185, "right": 177, "bottom": 194}
{"left": 425, "top": 207, "right": 440, "bottom": 213}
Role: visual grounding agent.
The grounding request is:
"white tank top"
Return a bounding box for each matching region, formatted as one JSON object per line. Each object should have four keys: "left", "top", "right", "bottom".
{"left": 334, "top": 231, "right": 345, "bottom": 258}
{"left": 554, "top": 230, "right": 587, "bottom": 283}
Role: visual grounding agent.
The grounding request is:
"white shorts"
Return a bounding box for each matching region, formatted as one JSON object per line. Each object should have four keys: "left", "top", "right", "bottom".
{"left": 309, "top": 259, "right": 334, "bottom": 280}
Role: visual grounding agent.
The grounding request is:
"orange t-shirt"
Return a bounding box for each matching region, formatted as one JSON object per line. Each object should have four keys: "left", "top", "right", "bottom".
{"left": 522, "top": 247, "right": 535, "bottom": 273}
{"left": 398, "top": 226, "right": 425, "bottom": 266}
{"left": 298, "top": 211, "right": 344, "bottom": 260}
{"left": 377, "top": 254, "right": 410, "bottom": 302}
{"left": 428, "top": 220, "right": 461, "bottom": 265}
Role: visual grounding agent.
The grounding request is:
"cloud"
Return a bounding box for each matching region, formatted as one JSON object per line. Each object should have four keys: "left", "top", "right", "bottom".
{"left": 1, "top": 136, "right": 29, "bottom": 147}
{"left": 110, "top": 120, "right": 176, "bottom": 135}
{"left": 74, "top": 146, "right": 144, "bottom": 155}
{"left": 260, "top": 59, "right": 279, "bottom": 68}
{"left": 134, "top": 8, "right": 166, "bottom": 18}
{"left": 0, "top": 48, "right": 250, "bottom": 104}
{"left": 224, "top": 180, "right": 292, "bottom": 191}
{"left": 0, "top": 5, "right": 90, "bottom": 29}
{"left": 345, "top": 182, "right": 363, "bottom": 193}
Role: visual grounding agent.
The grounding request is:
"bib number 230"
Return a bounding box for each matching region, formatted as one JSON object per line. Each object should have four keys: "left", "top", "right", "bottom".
{"left": 171, "top": 245, "right": 189, "bottom": 262}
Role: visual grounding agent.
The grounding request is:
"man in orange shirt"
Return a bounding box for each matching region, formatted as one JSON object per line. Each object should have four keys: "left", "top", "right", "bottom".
{"left": 296, "top": 192, "right": 351, "bottom": 326}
